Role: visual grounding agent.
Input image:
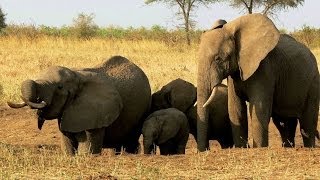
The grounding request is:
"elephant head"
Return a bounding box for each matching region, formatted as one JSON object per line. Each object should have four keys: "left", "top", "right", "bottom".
{"left": 142, "top": 117, "right": 160, "bottom": 154}
{"left": 151, "top": 78, "right": 196, "bottom": 113}
{"left": 211, "top": 19, "right": 227, "bottom": 29}
{"left": 8, "top": 66, "right": 123, "bottom": 132}
{"left": 197, "top": 14, "right": 280, "bottom": 151}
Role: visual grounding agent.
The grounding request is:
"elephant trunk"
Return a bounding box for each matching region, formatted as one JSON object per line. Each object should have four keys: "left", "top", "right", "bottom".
{"left": 197, "top": 64, "right": 221, "bottom": 151}
{"left": 197, "top": 83, "right": 210, "bottom": 151}
{"left": 7, "top": 79, "right": 44, "bottom": 109}
{"left": 21, "top": 80, "right": 47, "bottom": 109}
{"left": 143, "top": 138, "right": 155, "bottom": 154}
{"left": 21, "top": 80, "right": 37, "bottom": 103}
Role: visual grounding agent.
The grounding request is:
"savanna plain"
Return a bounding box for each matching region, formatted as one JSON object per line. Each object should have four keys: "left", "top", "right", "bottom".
{"left": 0, "top": 37, "right": 320, "bottom": 179}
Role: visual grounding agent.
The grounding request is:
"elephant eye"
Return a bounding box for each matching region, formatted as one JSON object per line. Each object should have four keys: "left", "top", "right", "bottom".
{"left": 215, "top": 56, "right": 222, "bottom": 62}
{"left": 57, "top": 84, "right": 63, "bottom": 90}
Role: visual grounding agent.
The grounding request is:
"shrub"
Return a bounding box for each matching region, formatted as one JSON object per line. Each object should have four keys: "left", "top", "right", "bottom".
{"left": 71, "top": 13, "right": 98, "bottom": 39}
{"left": 291, "top": 25, "right": 320, "bottom": 48}
{"left": 0, "top": 7, "right": 6, "bottom": 32}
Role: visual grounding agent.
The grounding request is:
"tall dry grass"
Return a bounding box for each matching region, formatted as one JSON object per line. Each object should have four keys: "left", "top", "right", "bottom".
{"left": 0, "top": 37, "right": 197, "bottom": 104}
{"left": 0, "top": 37, "right": 320, "bottom": 179}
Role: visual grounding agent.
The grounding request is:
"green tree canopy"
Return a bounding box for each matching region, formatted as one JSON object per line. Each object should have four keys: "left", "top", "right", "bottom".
{"left": 145, "top": 0, "right": 219, "bottom": 45}
{"left": 224, "top": 0, "right": 304, "bottom": 15}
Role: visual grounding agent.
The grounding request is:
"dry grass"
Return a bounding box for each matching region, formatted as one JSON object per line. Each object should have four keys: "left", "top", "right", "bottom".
{"left": 0, "top": 37, "right": 197, "bottom": 103}
{"left": 0, "top": 37, "right": 320, "bottom": 179}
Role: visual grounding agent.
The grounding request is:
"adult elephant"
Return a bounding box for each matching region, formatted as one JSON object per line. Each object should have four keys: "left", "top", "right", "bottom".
{"left": 197, "top": 13, "right": 319, "bottom": 151}
{"left": 8, "top": 56, "right": 151, "bottom": 155}
{"left": 151, "top": 78, "right": 234, "bottom": 148}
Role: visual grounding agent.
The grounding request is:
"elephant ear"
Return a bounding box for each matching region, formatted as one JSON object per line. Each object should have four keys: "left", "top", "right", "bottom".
{"left": 169, "top": 79, "right": 197, "bottom": 112}
{"left": 156, "top": 114, "right": 181, "bottom": 145}
{"left": 60, "top": 75, "right": 123, "bottom": 132}
{"left": 224, "top": 13, "right": 280, "bottom": 81}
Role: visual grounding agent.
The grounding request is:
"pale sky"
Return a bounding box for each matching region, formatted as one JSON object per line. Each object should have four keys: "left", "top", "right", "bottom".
{"left": 1, "top": 0, "right": 319, "bottom": 31}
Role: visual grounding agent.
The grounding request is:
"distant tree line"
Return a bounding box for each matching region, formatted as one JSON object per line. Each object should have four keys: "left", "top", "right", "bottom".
{"left": 1, "top": 3, "right": 320, "bottom": 48}
{"left": 1, "top": 22, "right": 319, "bottom": 48}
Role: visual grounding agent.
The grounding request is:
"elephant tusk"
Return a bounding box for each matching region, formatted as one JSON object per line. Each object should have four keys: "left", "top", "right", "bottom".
{"left": 203, "top": 87, "right": 217, "bottom": 108}
{"left": 193, "top": 101, "right": 197, "bottom": 107}
{"left": 20, "top": 96, "right": 47, "bottom": 109}
{"left": 7, "top": 101, "right": 27, "bottom": 108}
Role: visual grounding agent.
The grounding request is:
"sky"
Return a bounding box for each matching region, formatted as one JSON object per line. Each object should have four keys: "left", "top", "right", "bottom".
{"left": 1, "top": 0, "right": 319, "bottom": 31}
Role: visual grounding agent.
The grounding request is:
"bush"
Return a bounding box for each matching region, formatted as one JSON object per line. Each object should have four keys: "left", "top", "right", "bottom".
{"left": 291, "top": 25, "right": 320, "bottom": 48}
{"left": 0, "top": 7, "right": 6, "bottom": 32}
{"left": 71, "top": 13, "right": 98, "bottom": 39}
{"left": 3, "top": 24, "right": 40, "bottom": 39}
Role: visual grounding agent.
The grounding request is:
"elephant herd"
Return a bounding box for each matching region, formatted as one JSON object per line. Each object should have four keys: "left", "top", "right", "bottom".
{"left": 7, "top": 14, "right": 320, "bottom": 155}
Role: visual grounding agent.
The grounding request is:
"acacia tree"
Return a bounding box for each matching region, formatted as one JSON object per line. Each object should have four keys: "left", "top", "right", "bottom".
{"left": 72, "top": 13, "right": 98, "bottom": 39}
{"left": 145, "top": 0, "right": 219, "bottom": 45}
{"left": 225, "top": 0, "right": 304, "bottom": 15}
{"left": 0, "top": 7, "right": 6, "bottom": 31}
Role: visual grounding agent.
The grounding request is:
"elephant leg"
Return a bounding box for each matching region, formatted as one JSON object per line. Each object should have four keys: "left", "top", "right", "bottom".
{"left": 228, "top": 77, "right": 248, "bottom": 148}
{"left": 299, "top": 82, "right": 319, "bottom": 147}
{"left": 175, "top": 133, "right": 189, "bottom": 154}
{"left": 75, "top": 128, "right": 105, "bottom": 155}
{"left": 272, "top": 114, "right": 297, "bottom": 147}
{"left": 217, "top": 133, "right": 234, "bottom": 149}
{"left": 159, "top": 139, "right": 176, "bottom": 155}
{"left": 60, "top": 131, "right": 78, "bottom": 155}
{"left": 249, "top": 95, "right": 273, "bottom": 147}
{"left": 122, "top": 129, "right": 141, "bottom": 154}
{"left": 124, "top": 142, "right": 140, "bottom": 154}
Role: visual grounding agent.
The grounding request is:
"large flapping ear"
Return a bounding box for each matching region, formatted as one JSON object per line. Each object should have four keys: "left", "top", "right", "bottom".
{"left": 170, "top": 79, "right": 197, "bottom": 112}
{"left": 60, "top": 74, "right": 123, "bottom": 132}
{"left": 224, "top": 13, "right": 280, "bottom": 81}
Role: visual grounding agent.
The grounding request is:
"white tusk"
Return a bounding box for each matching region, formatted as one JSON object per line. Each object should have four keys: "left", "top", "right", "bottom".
{"left": 20, "top": 96, "right": 47, "bottom": 109}
{"left": 7, "top": 102, "right": 27, "bottom": 108}
{"left": 193, "top": 101, "right": 197, "bottom": 107}
{"left": 203, "top": 87, "right": 217, "bottom": 108}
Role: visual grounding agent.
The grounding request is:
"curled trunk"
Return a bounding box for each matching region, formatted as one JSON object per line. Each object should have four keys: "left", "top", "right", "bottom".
{"left": 21, "top": 80, "right": 37, "bottom": 103}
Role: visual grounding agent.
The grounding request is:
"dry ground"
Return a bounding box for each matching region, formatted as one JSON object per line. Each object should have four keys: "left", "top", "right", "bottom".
{"left": 0, "top": 37, "right": 319, "bottom": 179}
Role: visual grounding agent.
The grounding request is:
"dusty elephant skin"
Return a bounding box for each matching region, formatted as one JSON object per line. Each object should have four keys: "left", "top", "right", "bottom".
{"left": 197, "top": 13, "right": 319, "bottom": 151}
{"left": 8, "top": 56, "right": 151, "bottom": 155}
{"left": 142, "top": 108, "right": 189, "bottom": 155}
{"left": 151, "top": 78, "right": 233, "bottom": 149}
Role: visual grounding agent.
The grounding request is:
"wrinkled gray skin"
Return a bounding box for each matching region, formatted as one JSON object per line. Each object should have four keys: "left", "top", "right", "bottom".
{"left": 151, "top": 78, "right": 234, "bottom": 149}
{"left": 8, "top": 56, "right": 151, "bottom": 155}
{"left": 142, "top": 108, "right": 189, "bottom": 155}
{"left": 197, "top": 13, "right": 319, "bottom": 151}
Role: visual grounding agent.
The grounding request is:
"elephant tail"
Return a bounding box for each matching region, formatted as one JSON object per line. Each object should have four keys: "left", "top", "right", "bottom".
{"left": 316, "top": 130, "right": 320, "bottom": 140}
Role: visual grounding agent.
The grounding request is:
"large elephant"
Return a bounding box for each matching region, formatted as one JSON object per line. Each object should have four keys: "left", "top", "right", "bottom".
{"left": 197, "top": 13, "right": 319, "bottom": 151}
{"left": 151, "top": 78, "right": 234, "bottom": 148}
{"left": 142, "top": 108, "right": 189, "bottom": 155}
{"left": 8, "top": 56, "right": 151, "bottom": 155}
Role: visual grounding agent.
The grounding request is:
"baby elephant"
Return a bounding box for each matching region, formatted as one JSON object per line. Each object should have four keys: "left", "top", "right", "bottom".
{"left": 142, "top": 108, "right": 189, "bottom": 155}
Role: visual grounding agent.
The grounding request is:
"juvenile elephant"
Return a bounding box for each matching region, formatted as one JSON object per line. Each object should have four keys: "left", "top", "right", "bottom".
{"left": 142, "top": 108, "right": 189, "bottom": 155}
{"left": 151, "top": 78, "right": 234, "bottom": 148}
{"left": 197, "top": 13, "right": 319, "bottom": 151}
{"left": 8, "top": 56, "right": 151, "bottom": 155}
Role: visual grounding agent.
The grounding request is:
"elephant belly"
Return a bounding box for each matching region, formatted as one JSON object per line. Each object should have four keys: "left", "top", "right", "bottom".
{"left": 272, "top": 35, "right": 318, "bottom": 118}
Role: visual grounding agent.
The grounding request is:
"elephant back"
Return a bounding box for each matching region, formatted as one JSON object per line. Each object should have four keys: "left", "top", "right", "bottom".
{"left": 94, "top": 56, "right": 151, "bottom": 143}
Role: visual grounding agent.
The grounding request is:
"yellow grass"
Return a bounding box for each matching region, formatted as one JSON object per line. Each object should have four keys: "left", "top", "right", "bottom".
{"left": 0, "top": 37, "right": 197, "bottom": 104}
{"left": 0, "top": 37, "right": 320, "bottom": 179}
